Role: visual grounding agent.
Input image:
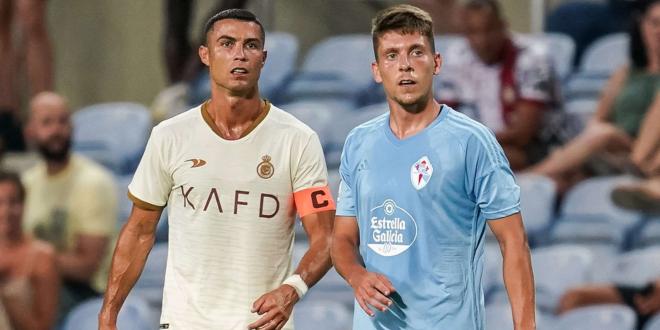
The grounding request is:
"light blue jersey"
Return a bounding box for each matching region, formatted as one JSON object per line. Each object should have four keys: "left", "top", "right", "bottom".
{"left": 336, "top": 106, "right": 520, "bottom": 330}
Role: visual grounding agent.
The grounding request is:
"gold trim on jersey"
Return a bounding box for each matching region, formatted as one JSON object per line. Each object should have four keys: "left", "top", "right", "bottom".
{"left": 128, "top": 191, "right": 165, "bottom": 211}
{"left": 201, "top": 99, "right": 271, "bottom": 139}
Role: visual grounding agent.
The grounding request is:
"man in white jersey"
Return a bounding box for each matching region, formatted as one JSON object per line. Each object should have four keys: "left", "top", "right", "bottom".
{"left": 99, "top": 9, "right": 336, "bottom": 330}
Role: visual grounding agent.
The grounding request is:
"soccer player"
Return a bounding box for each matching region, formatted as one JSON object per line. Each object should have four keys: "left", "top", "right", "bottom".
{"left": 331, "top": 5, "right": 536, "bottom": 330}
{"left": 99, "top": 9, "right": 336, "bottom": 330}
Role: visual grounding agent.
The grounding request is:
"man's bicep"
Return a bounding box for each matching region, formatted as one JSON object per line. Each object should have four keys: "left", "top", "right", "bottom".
{"left": 487, "top": 212, "right": 527, "bottom": 246}
{"left": 334, "top": 216, "right": 360, "bottom": 246}
{"left": 300, "top": 210, "right": 334, "bottom": 243}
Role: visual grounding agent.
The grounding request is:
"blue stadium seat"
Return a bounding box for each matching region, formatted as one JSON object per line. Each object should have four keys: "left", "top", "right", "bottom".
{"left": 635, "top": 218, "right": 660, "bottom": 249}
{"left": 282, "top": 99, "right": 356, "bottom": 168}
{"left": 294, "top": 299, "right": 353, "bottom": 330}
{"left": 434, "top": 34, "right": 465, "bottom": 57}
{"left": 62, "top": 296, "right": 156, "bottom": 330}
{"left": 531, "top": 245, "right": 594, "bottom": 312}
{"left": 515, "top": 32, "right": 576, "bottom": 81}
{"left": 133, "top": 243, "right": 168, "bottom": 307}
{"left": 608, "top": 246, "right": 660, "bottom": 287}
{"left": 563, "top": 97, "right": 599, "bottom": 131}
{"left": 560, "top": 176, "right": 643, "bottom": 230}
{"left": 564, "top": 33, "right": 629, "bottom": 99}
{"left": 283, "top": 34, "right": 374, "bottom": 102}
{"left": 645, "top": 313, "right": 660, "bottom": 330}
{"left": 551, "top": 305, "right": 636, "bottom": 330}
{"left": 260, "top": 32, "right": 299, "bottom": 102}
{"left": 517, "top": 173, "right": 557, "bottom": 238}
{"left": 72, "top": 102, "right": 151, "bottom": 174}
{"left": 485, "top": 302, "right": 551, "bottom": 330}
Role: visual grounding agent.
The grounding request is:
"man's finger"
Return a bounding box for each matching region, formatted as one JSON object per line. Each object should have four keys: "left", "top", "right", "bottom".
{"left": 248, "top": 309, "right": 278, "bottom": 329}
{"left": 373, "top": 280, "right": 393, "bottom": 297}
{"left": 366, "top": 296, "right": 389, "bottom": 312}
{"left": 356, "top": 296, "right": 374, "bottom": 317}
{"left": 377, "top": 274, "right": 396, "bottom": 293}
{"left": 252, "top": 295, "right": 266, "bottom": 313}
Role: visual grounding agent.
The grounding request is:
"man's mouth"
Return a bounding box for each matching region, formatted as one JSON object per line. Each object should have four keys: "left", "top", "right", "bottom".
{"left": 231, "top": 68, "right": 248, "bottom": 74}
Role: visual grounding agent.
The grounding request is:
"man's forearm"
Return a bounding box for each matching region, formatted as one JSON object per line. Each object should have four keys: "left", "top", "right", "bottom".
{"left": 99, "top": 221, "right": 156, "bottom": 325}
{"left": 502, "top": 242, "right": 536, "bottom": 329}
{"left": 331, "top": 237, "right": 366, "bottom": 287}
{"left": 294, "top": 235, "right": 332, "bottom": 288}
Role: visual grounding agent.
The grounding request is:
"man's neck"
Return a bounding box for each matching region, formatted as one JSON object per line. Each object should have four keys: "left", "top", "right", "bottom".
{"left": 46, "top": 155, "right": 70, "bottom": 176}
{"left": 388, "top": 97, "right": 441, "bottom": 140}
{"left": 207, "top": 88, "right": 264, "bottom": 140}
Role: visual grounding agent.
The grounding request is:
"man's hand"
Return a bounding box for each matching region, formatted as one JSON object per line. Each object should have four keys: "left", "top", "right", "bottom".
{"left": 248, "top": 284, "right": 299, "bottom": 330}
{"left": 349, "top": 270, "right": 396, "bottom": 317}
{"left": 635, "top": 280, "right": 660, "bottom": 315}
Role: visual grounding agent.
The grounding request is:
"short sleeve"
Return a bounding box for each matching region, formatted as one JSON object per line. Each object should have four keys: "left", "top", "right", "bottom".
{"left": 465, "top": 129, "right": 520, "bottom": 220}
{"left": 516, "top": 48, "right": 554, "bottom": 103}
{"left": 75, "top": 172, "right": 117, "bottom": 236}
{"left": 336, "top": 134, "right": 356, "bottom": 217}
{"left": 292, "top": 133, "right": 336, "bottom": 217}
{"left": 128, "top": 127, "right": 173, "bottom": 210}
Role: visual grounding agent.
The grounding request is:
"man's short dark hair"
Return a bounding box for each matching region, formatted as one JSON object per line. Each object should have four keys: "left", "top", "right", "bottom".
{"left": 371, "top": 5, "right": 435, "bottom": 59}
{"left": 203, "top": 9, "right": 265, "bottom": 45}
{"left": 464, "top": 0, "right": 504, "bottom": 21}
{"left": 0, "top": 170, "right": 25, "bottom": 202}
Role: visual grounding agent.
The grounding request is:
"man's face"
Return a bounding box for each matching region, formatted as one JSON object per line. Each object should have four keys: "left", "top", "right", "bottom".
{"left": 372, "top": 30, "right": 441, "bottom": 110}
{"left": 0, "top": 182, "right": 23, "bottom": 239}
{"left": 463, "top": 8, "right": 507, "bottom": 64}
{"left": 199, "top": 19, "right": 267, "bottom": 97}
{"left": 29, "top": 99, "right": 72, "bottom": 162}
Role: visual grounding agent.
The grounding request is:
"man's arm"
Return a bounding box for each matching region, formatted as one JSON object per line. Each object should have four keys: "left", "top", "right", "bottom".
{"left": 488, "top": 212, "right": 535, "bottom": 330}
{"left": 98, "top": 205, "right": 161, "bottom": 329}
{"left": 248, "top": 209, "right": 335, "bottom": 330}
{"left": 331, "top": 216, "right": 395, "bottom": 317}
{"left": 495, "top": 101, "right": 543, "bottom": 147}
{"left": 57, "top": 234, "right": 109, "bottom": 283}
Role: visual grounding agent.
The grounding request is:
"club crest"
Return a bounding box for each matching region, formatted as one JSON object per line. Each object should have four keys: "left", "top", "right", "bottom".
{"left": 410, "top": 156, "right": 433, "bottom": 190}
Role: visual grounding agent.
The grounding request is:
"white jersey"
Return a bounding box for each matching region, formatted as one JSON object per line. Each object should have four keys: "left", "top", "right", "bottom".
{"left": 128, "top": 101, "right": 334, "bottom": 329}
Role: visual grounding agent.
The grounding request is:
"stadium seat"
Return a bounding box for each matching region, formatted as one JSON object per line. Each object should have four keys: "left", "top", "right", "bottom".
{"left": 551, "top": 304, "right": 636, "bottom": 330}
{"left": 283, "top": 34, "right": 374, "bottom": 102}
{"left": 515, "top": 32, "right": 576, "bottom": 81}
{"left": 517, "top": 173, "right": 557, "bottom": 237}
{"left": 133, "top": 243, "right": 168, "bottom": 307}
{"left": 260, "top": 32, "right": 299, "bottom": 102}
{"left": 485, "top": 302, "right": 551, "bottom": 330}
{"left": 72, "top": 102, "right": 151, "bottom": 174}
{"left": 645, "top": 313, "right": 660, "bottom": 330}
{"left": 608, "top": 246, "right": 660, "bottom": 287}
{"left": 563, "top": 97, "right": 599, "bottom": 130}
{"left": 564, "top": 33, "right": 629, "bottom": 99}
{"left": 634, "top": 218, "right": 660, "bottom": 249}
{"left": 294, "top": 299, "right": 353, "bottom": 330}
{"left": 62, "top": 296, "right": 156, "bottom": 330}
{"left": 282, "top": 99, "right": 356, "bottom": 168}
{"left": 532, "top": 245, "right": 594, "bottom": 312}
{"left": 560, "top": 176, "right": 643, "bottom": 230}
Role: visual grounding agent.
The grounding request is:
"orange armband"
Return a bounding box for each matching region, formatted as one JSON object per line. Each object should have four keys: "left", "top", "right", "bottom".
{"left": 293, "top": 185, "right": 336, "bottom": 218}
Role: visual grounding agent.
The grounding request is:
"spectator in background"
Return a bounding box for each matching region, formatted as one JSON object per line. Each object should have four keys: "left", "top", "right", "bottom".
{"left": 438, "top": 0, "right": 557, "bottom": 171}
{"left": 0, "top": 170, "right": 59, "bottom": 330}
{"left": 21, "top": 92, "right": 117, "bottom": 320}
{"left": 529, "top": 0, "right": 660, "bottom": 192}
{"left": 558, "top": 277, "right": 660, "bottom": 330}
{"left": 0, "top": 0, "right": 53, "bottom": 138}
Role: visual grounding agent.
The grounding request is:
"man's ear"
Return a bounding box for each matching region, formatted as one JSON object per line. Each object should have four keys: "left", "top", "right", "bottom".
{"left": 372, "top": 61, "right": 383, "bottom": 84}
{"left": 199, "top": 45, "right": 210, "bottom": 66}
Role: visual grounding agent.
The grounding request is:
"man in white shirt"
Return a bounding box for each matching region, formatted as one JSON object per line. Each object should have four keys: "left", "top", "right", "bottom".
{"left": 99, "top": 9, "right": 336, "bottom": 330}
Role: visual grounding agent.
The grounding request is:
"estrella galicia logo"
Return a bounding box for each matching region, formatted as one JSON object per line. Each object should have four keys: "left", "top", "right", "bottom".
{"left": 367, "top": 199, "right": 418, "bottom": 257}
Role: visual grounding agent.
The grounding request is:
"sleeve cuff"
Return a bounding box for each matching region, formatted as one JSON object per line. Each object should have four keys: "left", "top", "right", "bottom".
{"left": 127, "top": 191, "right": 166, "bottom": 211}
{"left": 484, "top": 204, "right": 521, "bottom": 221}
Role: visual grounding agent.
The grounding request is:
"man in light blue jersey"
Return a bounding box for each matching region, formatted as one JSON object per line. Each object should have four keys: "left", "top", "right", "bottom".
{"left": 331, "top": 4, "right": 536, "bottom": 330}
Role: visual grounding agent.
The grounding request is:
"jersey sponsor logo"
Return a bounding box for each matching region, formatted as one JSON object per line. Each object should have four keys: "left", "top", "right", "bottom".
{"left": 257, "top": 155, "right": 274, "bottom": 179}
{"left": 410, "top": 156, "right": 433, "bottom": 190}
{"left": 186, "top": 158, "right": 207, "bottom": 168}
{"left": 367, "top": 199, "right": 418, "bottom": 257}
{"left": 178, "top": 185, "right": 281, "bottom": 218}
